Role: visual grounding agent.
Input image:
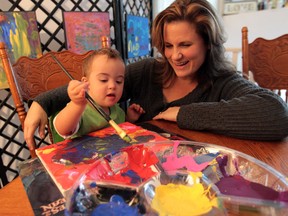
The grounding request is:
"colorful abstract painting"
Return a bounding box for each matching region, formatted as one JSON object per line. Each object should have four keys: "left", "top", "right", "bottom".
{"left": 126, "top": 14, "right": 150, "bottom": 58}
{"left": 36, "top": 122, "right": 167, "bottom": 196}
{"left": 0, "top": 11, "right": 42, "bottom": 89}
{"left": 63, "top": 11, "right": 110, "bottom": 54}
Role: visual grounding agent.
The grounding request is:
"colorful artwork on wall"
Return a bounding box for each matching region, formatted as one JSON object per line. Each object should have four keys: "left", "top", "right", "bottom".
{"left": 63, "top": 11, "right": 110, "bottom": 54}
{"left": 0, "top": 11, "right": 42, "bottom": 89}
{"left": 126, "top": 14, "right": 150, "bottom": 58}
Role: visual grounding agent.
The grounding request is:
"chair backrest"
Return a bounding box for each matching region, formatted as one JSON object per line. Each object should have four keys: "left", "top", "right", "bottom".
{"left": 242, "top": 26, "right": 288, "bottom": 102}
{"left": 0, "top": 36, "right": 110, "bottom": 157}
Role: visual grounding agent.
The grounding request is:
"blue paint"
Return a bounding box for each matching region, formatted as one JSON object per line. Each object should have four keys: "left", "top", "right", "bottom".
{"left": 122, "top": 170, "right": 142, "bottom": 184}
{"left": 133, "top": 135, "right": 155, "bottom": 143}
{"left": 0, "top": 13, "right": 16, "bottom": 49}
{"left": 52, "top": 134, "right": 130, "bottom": 165}
{"left": 52, "top": 134, "right": 157, "bottom": 165}
{"left": 194, "top": 152, "right": 220, "bottom": 164}
{"left": 91, "top": 195, "right": 140, "bottom": 216}
{"left": 126, "top": 14, "right": 150, "bottom": 58}
{"left": 90, "top": 182, "right": 97, "bottom": 188}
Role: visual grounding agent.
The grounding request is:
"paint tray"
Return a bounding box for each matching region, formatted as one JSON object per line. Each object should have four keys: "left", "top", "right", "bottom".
{"left": 65, "top": 144, "right": 161, "bottom": 215}
{"left": 144, "top": 141, "right": 288, "bottom": 216}
{"left": 65, "top": 140, "right": 288, "bottom": 215}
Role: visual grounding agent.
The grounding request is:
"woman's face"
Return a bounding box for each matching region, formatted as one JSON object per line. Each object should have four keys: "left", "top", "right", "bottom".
{"left": 163, "top": 21, "right": 208, "bottom": 80}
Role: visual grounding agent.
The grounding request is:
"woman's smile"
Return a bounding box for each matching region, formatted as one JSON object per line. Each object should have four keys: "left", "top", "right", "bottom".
{"left": 164, "top": 21, "right": 207, "bottom": 79}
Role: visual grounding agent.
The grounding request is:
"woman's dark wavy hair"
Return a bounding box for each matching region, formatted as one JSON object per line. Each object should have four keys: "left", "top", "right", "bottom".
{"left": 152, "top": 0, "right": 236, "bottom": 87}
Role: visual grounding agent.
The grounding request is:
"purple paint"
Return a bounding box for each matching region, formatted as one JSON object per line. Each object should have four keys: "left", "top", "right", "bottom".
{"left": 215, "top": 155, "right": 288, "bottom": 202}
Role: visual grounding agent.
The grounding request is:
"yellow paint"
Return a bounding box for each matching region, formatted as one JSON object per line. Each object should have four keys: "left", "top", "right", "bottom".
{"left": 151, "top": 172, "right": 218, "bottom": 216}
{"left": 41, "top": 148, "right": 56, "bottom": 154}
{"left": 10, "top": 13, "right": 31, "bottom": 60}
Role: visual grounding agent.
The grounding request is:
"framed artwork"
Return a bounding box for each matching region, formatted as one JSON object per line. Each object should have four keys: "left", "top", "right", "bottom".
{"left": 63, "top": 11, "right": 110, "bottom": 54}
{"left": 223, "top": 0, "right": 257, "bottom": 15}
{"left": 0, "top": 11, "right": 42, "bottom": 89}
{"left": 126, "top": 14, "right": 150, "bottom": 58}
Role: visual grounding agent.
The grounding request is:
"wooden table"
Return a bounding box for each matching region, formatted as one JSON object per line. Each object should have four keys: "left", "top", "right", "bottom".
{"left": 1, "top": 120, "right": 287, "bottom": 215}
{"left": 0, "top": 177, "right": 34, "bottom": 215}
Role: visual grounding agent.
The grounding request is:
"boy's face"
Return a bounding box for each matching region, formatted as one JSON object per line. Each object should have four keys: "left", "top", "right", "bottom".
{"left": 84, "top": 55, "right": 125, "bottom": 108}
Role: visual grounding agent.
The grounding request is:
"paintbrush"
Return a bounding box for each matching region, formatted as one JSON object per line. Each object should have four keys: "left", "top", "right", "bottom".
{"left": 50, "top": 53, "right": 132, "bottom": 143}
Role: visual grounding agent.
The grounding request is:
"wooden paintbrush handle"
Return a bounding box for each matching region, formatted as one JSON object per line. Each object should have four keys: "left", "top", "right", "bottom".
{"left": 109, "top": 120, "right": 128, "bottom": 139}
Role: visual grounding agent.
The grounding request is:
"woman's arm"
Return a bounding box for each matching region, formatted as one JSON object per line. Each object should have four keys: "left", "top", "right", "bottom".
{"left": 155, "top": 75, "right": 288, "bottom": 141}
{"left": 29, "top": 85, "right": 70, "bottom": 115}
{"left": 24, "top": 85, "right": 70, "bottom": 149}
{"left": 24, "top": 102, "right": 48, "bottom": 151}
{"left": 181, "top": 79, "right": 288, "bottom": 141}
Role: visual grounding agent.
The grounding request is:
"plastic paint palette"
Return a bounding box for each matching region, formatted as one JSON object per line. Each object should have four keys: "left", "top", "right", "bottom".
{"left": 65, "top": 141, "right": 288, "bottom": 215}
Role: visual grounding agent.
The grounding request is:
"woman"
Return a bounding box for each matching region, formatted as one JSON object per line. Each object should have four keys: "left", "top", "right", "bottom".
{"left": 24, "top": 0, "right": 288, "bottom": 151}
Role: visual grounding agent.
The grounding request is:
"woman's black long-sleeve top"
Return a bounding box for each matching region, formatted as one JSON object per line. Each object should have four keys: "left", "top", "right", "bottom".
{"left": 33, "top": 58, "right": 288, "bottom": 141}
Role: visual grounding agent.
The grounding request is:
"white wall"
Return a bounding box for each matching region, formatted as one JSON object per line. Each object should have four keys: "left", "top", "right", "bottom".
{"left": 153, "top": 0, "right": 220, "bottom": 19}
{"left": 152, "top": 0, "right": 173, "bottom": 19}
{"left": 223, "top": 7, "right": 288, "bottom": 48}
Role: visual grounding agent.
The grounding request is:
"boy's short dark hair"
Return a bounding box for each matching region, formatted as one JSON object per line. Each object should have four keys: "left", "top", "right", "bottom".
{"left": 82, "top": 48, "right": 124, "bottom": 76}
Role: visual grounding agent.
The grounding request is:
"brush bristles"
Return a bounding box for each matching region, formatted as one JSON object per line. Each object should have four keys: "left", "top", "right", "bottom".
{"left": 122, "top": 134, "right": 133, "bottom": 143}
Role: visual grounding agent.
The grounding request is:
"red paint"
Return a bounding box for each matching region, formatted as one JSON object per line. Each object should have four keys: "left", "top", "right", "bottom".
{"left": 86, "top": 144, "right": 160, "bottom": 188}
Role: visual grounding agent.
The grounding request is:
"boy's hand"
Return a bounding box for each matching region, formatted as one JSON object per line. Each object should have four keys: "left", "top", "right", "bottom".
{"left": 68, "top": 80, "right": 89, "bottom": 105}
{"left": 126, "top": 103, "right": 145, "bottom": 123}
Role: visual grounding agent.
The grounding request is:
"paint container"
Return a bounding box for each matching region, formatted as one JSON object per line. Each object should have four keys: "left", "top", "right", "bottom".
{"left": 144, "top": 141, "right": 288, "bottom": 215}
{"left": 65, "top": 140, "right": 288, "bottom": 215}
{"left": 65, "top": 178, "right": 140, "bottom": 215}
{"left": 141, "top": 172, "right": 225, "bottom": 215}
{"left": 65, "top": 144, "right": 161, "bottom": 215}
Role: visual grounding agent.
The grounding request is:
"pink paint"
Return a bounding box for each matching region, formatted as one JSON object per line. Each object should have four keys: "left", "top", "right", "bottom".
{"left": 162, "top": 141, "right": 210, "bottom": 172}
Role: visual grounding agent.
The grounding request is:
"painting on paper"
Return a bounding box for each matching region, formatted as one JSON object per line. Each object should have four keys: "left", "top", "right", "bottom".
{"left": 0, "top": 11, "right": 42, "bottom": 89}
{"left": 63, "top": 11, "right": 110, "bottom": 54}
{"left": 126, "top": 14, "right": 150, "bottom": 58}
{"left": 36, "top": 122, "right": 168, "bottom": 196}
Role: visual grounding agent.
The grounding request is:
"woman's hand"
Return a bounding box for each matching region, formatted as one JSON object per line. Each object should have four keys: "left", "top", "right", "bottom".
{"left": 24, "top": 102, "right": 48, "bottom": 152}
{"left": 126, "top": 103, "right": 145, "bottom": 123}
{"left": 153, "top": 106, "right": 180, "bottom": 122}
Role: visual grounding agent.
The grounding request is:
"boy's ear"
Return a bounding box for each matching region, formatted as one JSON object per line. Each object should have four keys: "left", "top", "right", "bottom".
{"left": 81, "top": 77, "right": 88, "bottom": 82}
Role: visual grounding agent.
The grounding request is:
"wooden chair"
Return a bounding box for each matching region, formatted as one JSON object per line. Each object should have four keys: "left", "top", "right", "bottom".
{"left": 242, "top": 26, "right": 288, "bottom": 103}
{"left": 0, "top": 36, "right": 110, "bottom": 158}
